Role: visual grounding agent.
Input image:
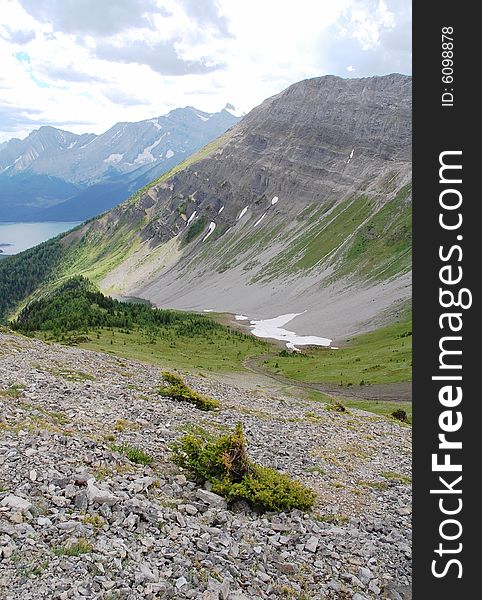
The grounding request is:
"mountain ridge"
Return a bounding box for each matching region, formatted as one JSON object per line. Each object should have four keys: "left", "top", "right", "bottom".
{"left": 1, "top": 74, "right": 411, "bottom": 341}
{"left": 0, "top": 106, "right": 240, "bottom": 222}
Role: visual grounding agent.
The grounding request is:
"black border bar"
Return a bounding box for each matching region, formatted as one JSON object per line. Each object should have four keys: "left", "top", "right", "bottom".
{"left": 413, "top": 2, "right": 477, "bottom": 596}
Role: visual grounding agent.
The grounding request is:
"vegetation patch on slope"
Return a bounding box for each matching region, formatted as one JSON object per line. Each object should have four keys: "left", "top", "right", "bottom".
{"left": 182, "top": 215, "right": 207, "bottom": 246}
{"left": 255, "top": 195, "right": 374, "bottom": 281}
{"left": 339, "top": 184, "right": 411, "bottom": 280}
{"left": 0, "top": 237, "right": 67, "bottom": 321}
{"left": 159, "top": 371, "right": 220, "bottom": 411}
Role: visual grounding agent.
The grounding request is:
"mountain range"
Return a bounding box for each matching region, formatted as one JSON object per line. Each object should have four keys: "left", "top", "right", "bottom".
{"left": 0, "top": 74, "right": 411, "bottom": 341}
{"left": 0, "top": 106, "right": 240, "bottom": 222}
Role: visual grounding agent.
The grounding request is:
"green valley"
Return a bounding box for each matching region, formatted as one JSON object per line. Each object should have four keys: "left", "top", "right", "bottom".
{"left": 10, "top": 276, "right": 268, "bottom": 373}
{"left": 263, "top": 313, "right": 412, "bottom": 386}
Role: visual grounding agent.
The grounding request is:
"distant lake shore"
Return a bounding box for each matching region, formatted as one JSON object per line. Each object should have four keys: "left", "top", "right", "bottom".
{"left": 0, "top": 221, "right": 82, "bottom": 255}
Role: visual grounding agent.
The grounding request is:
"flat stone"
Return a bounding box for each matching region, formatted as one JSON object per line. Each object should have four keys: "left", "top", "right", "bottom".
{"left": 175, "top": 576, "right": 188, "bottom": 589}
{"left": 305, "top": 536, "right": 319, "bottom": 553}
{"left": 135, "top": 562, "right": 158, "bottom": 584}
{"left": 86, "top": 480, "right": 118, "bottom": 506}
{"left": 195, "top": 489, "right": 227, "bottom": 510}
{"left": 57, "top": 521, "right": 79, "bottom": 531}
{"left": 358, "top": 566, "right": 374, "bottom": 585}
{"left": 0, "top": 494, "right": 32, "bottom": 512}
{"left": 276, "top": 562, "right": 297, "bottom": 574}
{"left": 219, "top": 578, "right": 231, "bottom": 600}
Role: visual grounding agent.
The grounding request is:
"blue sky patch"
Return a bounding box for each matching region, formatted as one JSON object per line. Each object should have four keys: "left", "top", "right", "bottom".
{"left": 14, "top": 51, "right": 31, "bottom": 64}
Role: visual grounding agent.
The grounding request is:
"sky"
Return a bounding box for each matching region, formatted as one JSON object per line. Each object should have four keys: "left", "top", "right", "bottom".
{"left": 0, "top": 0, "right": 411, "bottom": 143}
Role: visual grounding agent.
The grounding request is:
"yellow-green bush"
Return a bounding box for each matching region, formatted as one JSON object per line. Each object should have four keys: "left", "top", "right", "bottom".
{"left": 159, "top": 371, "right": 220, "bottom": 411}
{"left": 171, "top": 423, "right": 315, "bottom": 512}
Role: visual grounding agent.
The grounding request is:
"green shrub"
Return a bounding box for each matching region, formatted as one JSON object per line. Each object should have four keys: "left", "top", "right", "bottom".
{"left": 0, "top": 384, "right": 25, "bottom": 398}
{"left": 391, "top": 408, "right": 408, "bottom": 423}
{"left": 171, "top": 423, "right": 316, "bottom": 512}
{"left": 159, "top": 371, "right": 220, "bottom": 411}
{"left": 225, "top": 465, "right": 316, "bottom": 512}
{"left": 110, "top": 444, "right": 153, "bottom": 465}
{"left": 183, "top": 216, "right": 207, "bottom": 245}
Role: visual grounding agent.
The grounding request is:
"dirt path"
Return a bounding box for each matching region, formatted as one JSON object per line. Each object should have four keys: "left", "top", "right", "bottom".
{"left": 243, "top": 353, "right": 412, "bottom": 403}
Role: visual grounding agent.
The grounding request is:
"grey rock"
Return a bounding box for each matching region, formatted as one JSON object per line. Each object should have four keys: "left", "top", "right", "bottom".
{"left": 135, "top": 562, "right": 158, "bottom": 584}
{"left": 219, "top": 578, "right": 231, "bottom": 600}
{"left": 74, "top": 491, "right": 89, "bottom": 510}
{"left": 276, "top": 562, "right": 297, "bottom": 574}
{"left": 358, "top": 566, "right": 374, "bottom": 585}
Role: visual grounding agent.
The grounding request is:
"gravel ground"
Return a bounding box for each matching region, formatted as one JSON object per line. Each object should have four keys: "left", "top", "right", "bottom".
{"left": 0, "top": 332, "right": 411, "bottom": 599}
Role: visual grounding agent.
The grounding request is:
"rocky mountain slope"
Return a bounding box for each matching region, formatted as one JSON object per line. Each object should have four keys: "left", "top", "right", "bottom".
{"left": 44, "top": 73, "right": 411, "bottom": 341}
{"left": 0, "top": 107, "right": 240, "bottom": 222}
{"left": 0, "top": 330, "right": 411, "bottom": 599}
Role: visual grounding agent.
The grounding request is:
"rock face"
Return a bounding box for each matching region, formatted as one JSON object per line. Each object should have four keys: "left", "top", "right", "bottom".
{"left": 66, "top": 74, "right": 411, "bottom": 339}
{"left": 0, "top": 330, "right": 412, "bottom": 599}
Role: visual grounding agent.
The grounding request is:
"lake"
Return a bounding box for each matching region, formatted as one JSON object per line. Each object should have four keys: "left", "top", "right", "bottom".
{"left": 0, "top": 222, "right": 83, "bottom": 255}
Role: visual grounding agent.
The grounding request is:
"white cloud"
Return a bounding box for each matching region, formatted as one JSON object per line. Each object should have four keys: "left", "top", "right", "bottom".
{"left": 0, "top": 0, "right": 411, "bottom": 142}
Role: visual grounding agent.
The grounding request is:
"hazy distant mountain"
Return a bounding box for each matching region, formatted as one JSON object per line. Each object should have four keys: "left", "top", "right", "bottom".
{"left": 0, "top": 106, "right": 241, "bottom": 222}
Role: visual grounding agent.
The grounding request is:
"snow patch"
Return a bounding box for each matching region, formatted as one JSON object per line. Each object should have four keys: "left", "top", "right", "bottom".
{"left": 186, "top": 211, "right": 197, "bottom": 226}
{"left": 248, "top": 313, "right": 332, "bottom": 350}
{"left": 166, "top": 149, "right": 174, "bottom": 159}
{"left": 271, "top": 196, "right": 279, "bottom": 205}
{"left": 110, "top": 124, "right": 127, "bottom": 143}
{"left": 134, "top": 148, "right": 155, "bottom": 164}
{"left": 202, "top": 221, "right": 216, "bottom": 241}
{"left": 78, "top": 137, "right": 96, "bottom": 150}
{"left": 104, "top": 153, "right": 124, "bottom": 164}
{"left": 203, "top": 309, "right": 214, "bottom": 312}
{"left": 196, "top": 113, "right": 210, "bottom": 122}
{"left": 218, "top": 206, "right": 224, "bottom": 214}
{"left": 237, "top": 206, "right": 248, "bottom": 220}
{"left": 150, "top": 118, "right": 162, "bottom": 130}
{"left": 235, "top": 315, "right": 249, "bottom": 321}
{"left": 254, "top": 213, "right": 267, "bottom": 227}
{"left": 134, "top": 134, "right": 166, "bottom": 164}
